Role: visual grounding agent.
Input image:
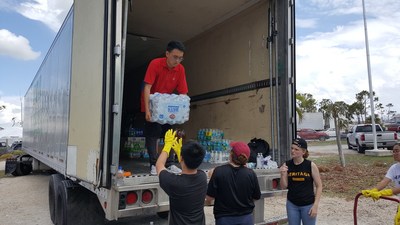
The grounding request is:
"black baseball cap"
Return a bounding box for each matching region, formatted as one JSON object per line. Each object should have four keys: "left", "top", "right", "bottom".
{"left": 292, "top": 138, "right": 308, "bottom": 150}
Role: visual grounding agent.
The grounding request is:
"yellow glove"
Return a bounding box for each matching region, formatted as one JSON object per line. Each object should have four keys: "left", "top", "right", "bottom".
{"left": 370, "top": 189, "right": 393, "bottom": 201}
{"left": 172, "top": 138, "right": 183, "bottom": 162}
{"left": 380, "top": 189, "right": 394, "bottom": 196}
{"left": 361, "top": 188, "right": 378, "bottom": 197}
{"left": 394, "top": 204, "right": 400, "bottom": 225}
{"left": 162, "top": 129, "right": 177, "bottom": 155}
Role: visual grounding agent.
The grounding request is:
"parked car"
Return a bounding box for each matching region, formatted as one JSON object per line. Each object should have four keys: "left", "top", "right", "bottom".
{"left": 9, "top": 141, "right": 22, "bottom": 151}
{"left": 384, "top": 123, "right": 400, "bottom": 133}
{"left": 323, "top": 127, "right": 347, "bottom": 139}
{"left": 297, "top": 128, "right": 330, "bottom": 141}
{"left": 324, "top": 128, "right": 336, "bottom": 137}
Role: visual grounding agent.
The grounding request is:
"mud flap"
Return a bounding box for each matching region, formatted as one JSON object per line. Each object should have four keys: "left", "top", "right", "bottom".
{"left": 5, "top": 157, "right": 18, "bottom": 175}
{"left": 5, "top": 154, "right": 33, "bottom": 176}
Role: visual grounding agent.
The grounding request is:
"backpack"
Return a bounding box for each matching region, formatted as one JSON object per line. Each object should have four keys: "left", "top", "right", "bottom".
{"left": 248, "top": 138, "right": 270, "bottom": 163}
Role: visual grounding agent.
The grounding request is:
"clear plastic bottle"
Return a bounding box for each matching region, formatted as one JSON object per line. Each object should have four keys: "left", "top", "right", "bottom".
{"left": 256, "top": 153, "right": 263, "bottom": 169}
{"left": 116, "top": 166, "right": 124, "bottom": 186}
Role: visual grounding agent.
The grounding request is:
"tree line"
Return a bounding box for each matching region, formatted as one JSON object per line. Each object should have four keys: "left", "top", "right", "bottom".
{"left": 296, "top": 90, "right": 397, "bottom": 131}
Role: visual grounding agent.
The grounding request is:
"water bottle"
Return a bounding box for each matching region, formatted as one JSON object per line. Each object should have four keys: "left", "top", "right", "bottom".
{"left": 211, "top": 151, "right": 215, "bottom": 163}
{"left": 116, "top": 166, "right": 124, "bottom": 186}
{"left": 256, "top": 153, "right": 263, "bottom": 169}
{"left": 218, "top": 151, "right": 223, "bottom": 163}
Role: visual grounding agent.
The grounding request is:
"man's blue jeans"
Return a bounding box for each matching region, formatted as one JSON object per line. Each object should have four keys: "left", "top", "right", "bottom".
{"left": 286, "top": 200, "right": 316, "bottom": 225}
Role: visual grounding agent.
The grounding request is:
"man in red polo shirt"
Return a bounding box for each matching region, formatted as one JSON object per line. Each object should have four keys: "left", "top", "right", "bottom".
{"left": 142, "top": 41, "right": 188, "bottom": 175}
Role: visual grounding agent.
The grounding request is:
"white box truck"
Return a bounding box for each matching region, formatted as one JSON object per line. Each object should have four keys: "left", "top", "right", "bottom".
{"left": 297, "top": 112, "right": 325, "bottom": 131}
{"left": 18, "top": 0, "right": 296, "bottom": 224}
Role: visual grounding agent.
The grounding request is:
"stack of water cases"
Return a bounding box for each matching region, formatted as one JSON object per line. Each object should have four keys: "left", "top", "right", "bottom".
{"left": 198, "top": 129, "right": 231, "bottom": 164}
{"left": 149, "top": 93, "right": 190, "bottom": 124}
{"left": 124, "top": 128, "right": 145, "bottom": 158}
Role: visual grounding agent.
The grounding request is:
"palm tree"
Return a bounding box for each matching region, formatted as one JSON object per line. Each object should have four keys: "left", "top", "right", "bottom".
{"left": 296, "top": 92, "right": 317, "bottom": 121}
{"left": 386, "top": 103, "right": 394, "bottom": 121}
{"left": 321, "top": 101, "right": 351, "bottom": 167}
{"left": 319, "top": 99, "right": 333, "bottom": 128}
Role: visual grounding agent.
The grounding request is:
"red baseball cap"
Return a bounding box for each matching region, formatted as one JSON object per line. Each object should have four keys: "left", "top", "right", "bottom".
{"left": 230, "top": 141, "right": 250, "bottom": 159}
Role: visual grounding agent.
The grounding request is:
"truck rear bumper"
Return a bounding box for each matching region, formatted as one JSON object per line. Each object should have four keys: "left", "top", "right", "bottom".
{"left": 361, "top": 141, "right": 397, "bottom": 148}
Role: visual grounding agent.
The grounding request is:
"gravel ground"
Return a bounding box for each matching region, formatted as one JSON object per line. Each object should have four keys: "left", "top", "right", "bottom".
{"left": 0, "top": 145, "right": 397, "bottom": 225}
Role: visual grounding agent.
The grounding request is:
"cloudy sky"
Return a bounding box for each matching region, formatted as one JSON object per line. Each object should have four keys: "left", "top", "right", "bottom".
{"left": 0, "top": 0, "right": 73, "bottom": 126}
{"left": 0, "top": 0, "right": 399, "bottom": 126}
{"left": 296, "top": 0, "right": 400, "bottom": 120}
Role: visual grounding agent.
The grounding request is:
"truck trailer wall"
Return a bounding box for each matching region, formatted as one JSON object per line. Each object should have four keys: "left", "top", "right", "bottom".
{"left": 182, "top": 1, "right": 272, "bottom": 142}
{"left": 66, "top": 0, "right": 107, "bottom": 182}
{"left": 23, "top": 9, "right": 73, "bottom": 174}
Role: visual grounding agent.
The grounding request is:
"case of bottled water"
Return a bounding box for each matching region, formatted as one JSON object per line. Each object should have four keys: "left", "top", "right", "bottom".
{"left": 149, "top": 93, "right": 190, "bottom": 125}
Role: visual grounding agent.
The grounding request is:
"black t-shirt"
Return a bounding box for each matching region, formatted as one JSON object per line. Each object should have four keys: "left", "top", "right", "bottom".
{"left": 159, "top": 170, "right": 207, "bottom": 225}
{"left": 207, "top": 164, "right": 261, "bottom": 219}
{"left": 286, "top": 159, "right": 315, "bottom": 206}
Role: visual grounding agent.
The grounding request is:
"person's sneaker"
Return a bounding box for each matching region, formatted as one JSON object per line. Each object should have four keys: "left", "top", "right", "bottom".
{"left": 167, "top": 165, "right": 182, "bottom": 174}
{"left": 150, "top": 165, "right": 157, "bottom": 175}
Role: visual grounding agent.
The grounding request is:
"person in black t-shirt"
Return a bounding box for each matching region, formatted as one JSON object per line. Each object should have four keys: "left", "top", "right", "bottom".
{"left": 279, "top": 138, "right": 322, "bottom": 225}
{"left": 156, "top": 129, "right": 207, "bottom": 225}
{"left": 205, "top": 141, "right": 261, "bottom": 225}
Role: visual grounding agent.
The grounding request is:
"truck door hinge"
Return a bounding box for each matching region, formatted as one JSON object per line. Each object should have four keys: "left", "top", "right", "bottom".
{"left": 112, "top": 104, "right": 119, "bottom": 114}
{"left": 289, "top": 76, "right": 295, "bottom": 84}
{"left": 289, "top": 37, "right": 294, "bottom": 46}
{"left": 113, "top": 45, "right": 121, "bottom": 56}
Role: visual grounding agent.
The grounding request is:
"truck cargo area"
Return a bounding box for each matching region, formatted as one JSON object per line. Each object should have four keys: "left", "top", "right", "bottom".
{"left": 118, "top": 0, "right": 287, "bottom": 175}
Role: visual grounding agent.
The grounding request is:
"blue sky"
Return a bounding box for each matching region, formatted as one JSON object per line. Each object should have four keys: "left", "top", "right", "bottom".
{"left": 1, "top": 0, "right": 400, "bottom": 126}
{"left": 0, "top": 0, "right": 72, "bottom": 126}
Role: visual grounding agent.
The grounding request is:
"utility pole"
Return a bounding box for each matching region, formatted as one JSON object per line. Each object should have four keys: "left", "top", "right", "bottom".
{"left": 361, "top": 0, "right": 378, "bottom": 150}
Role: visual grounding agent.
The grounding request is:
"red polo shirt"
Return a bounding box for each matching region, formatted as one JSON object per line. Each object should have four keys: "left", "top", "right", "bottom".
{"left": 141, "top": 57, "right": 188, "bottom": 112}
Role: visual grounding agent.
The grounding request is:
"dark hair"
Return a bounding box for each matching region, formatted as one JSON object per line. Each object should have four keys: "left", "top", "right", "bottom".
{"left": 231, "top": 151, "right": 248, "bottom": 166}
{"left": 181, "top": 141, "right": 205, "bottom": 169}
{"left": 303, "top": 150, "right": 309, "bottom": 159}
{"left": 167, "top": 41, "right": 185, "bottom": 52}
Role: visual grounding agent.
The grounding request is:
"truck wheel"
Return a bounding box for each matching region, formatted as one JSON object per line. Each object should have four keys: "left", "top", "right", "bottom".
{"left": 347, "top": 139, "right": 353, "bottom": 150}
{"left": 56, "top": 180, "right": 105, "bottom": 225}
{"left": 49, "top": 174, "right": 64, "bottom": 224}
{"left": 319, "top": 136, "right": 326, "bottom": 141}
{"left": 388, "top": 146, "right": 394, "bottom": 150}
{"left": 356, "top": 140, "right": 365, "bottom": 154}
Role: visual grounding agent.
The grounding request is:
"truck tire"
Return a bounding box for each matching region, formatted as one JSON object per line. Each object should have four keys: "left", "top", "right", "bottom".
{"left": 56, "top": 180, "right": 105, "bottom": 225}
{"left": 319, "top": 136, "right": 326, "bottom": 141}
{"left": 49, "top": 174, "right": 64, "bottom": 224}
{"left": 346, "top": 139, "right": 353, "bottom": 150}
{"left": 356, "top": 140, "right": 365, "bottom": 154}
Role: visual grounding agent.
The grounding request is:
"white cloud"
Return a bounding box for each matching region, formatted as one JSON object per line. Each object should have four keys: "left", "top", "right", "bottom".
{"left": 0, "top": 0, "right": 73, "bottom": 32}
{"left": 0, "top": 96, "right": 22, "bottom": 125}
{"left": 17, "top": 0, "right": 73, "bottom": 32}
{"left": 0, "top": 29, "right": 40, "bottom": 60}
{"left": 296, "top": 18, "right": 318, "bottom": 29}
